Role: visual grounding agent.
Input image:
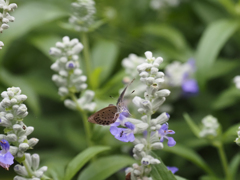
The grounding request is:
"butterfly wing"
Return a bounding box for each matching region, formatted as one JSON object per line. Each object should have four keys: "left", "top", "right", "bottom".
{"left": 88, "top": 106, "right": 119, "bottom": 125}
{"left": 116, "top": 79, "right": 135, "bottom": 106}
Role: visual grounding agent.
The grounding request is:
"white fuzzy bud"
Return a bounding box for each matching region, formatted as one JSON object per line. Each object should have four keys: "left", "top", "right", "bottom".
{"left": 64, "top": 99, "right": 76, "bottom": 110}
{"left": 9, "top": 146, "right": 18, "bottom": 155}
{"left": 14, "top": 165, "right": 29, "bottom": 177}
{"left": 145, "top": 51, "right": 152, "bottom": 59}
{"left": 32, "top": 154, "right": 40, "bottom": 171}
{"left": 19, "top": 143, "right": 29, "bottom": 151}
{"left": 28, "top": 138, "right": 39, "bottom": 147}
{"left": 150, "top": 142, "right": 164, "bottom": 150}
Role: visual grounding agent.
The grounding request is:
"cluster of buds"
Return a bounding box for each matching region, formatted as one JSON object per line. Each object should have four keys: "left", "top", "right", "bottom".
{"left": 50, "top": 36, "right": 96, "bottom": 112}
{"left": 111, "top": 51, "right": 177, "bottom": 179}
{"left": 0, "top": 0, "right": 17, "bottom": 33}
{"left": 0, "top": 87, "right": 48, "bottom": 179}
{"left": 199, "top": 115, "right": 220, "bottom": 138}
{"left": 150, "top": 0, "right": 179, "bottom": 10}
{"left": 164, "top": 59, "right": 199, "bottom": 95}
{"left": 69, "top": 0, "right": 96, "bottom": 32}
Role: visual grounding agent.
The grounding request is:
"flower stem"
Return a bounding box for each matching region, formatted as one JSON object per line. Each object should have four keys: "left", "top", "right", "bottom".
{"left": 216, "top": 143, "right": 230, "bottom": 180}
{"left": 81, "top": 32, "right": 92, "bottom": 87}
{"left": 70, "top": 93, "right": 93, "bottom": 147}
{"left": 22, "top": 159, "right": 33, "bottom": 177}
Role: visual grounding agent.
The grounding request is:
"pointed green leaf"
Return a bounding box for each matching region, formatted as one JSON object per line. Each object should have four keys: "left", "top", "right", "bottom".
{"left": 91, "top": 40, "right": 119, "bottom": 85}
{"left": 195, "top": 19, "right": 239, "bottom": 89}
{"left": 151, "top": 152, "right": 177, "bottom": 180}
{"left": 183, "top": 113, "right": 201, "bottom": 138}
{"left": 229, "top": 153, "right": 240, "bottom": 180}
{"left": 64, "top": 146, "right": 110, "bottom": 180}
{"left": 163, "top": 145, "right": 215, "bottom": 176}
{"left": 77, "top": 155, "right": 135, "bottom": 180}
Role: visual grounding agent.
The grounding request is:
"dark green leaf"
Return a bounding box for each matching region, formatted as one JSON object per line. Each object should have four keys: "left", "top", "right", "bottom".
{"left": 64, "top": 146, "right": 110, "bottom": 180}
{"left": 91, "top": 40, "right": 119, "bottom": 85}
{"left": 151, "top": 152, "right": 177, "bottom": 180}
{"left": 77, "top": 155, "right": 135, "bottom": 180}
{"left": 183, "top": 113, "right": 201, "bottom": 138}
{"left": 163, "top": 145, "right": 215, "bottom": 176}
{"left": 195, "top": 19, "right": 239, "bottom": 89}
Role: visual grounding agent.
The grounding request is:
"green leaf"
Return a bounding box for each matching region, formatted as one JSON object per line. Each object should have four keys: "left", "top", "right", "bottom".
{"left": 143, "top": 24, "right": 190, "bottom": 53}
{"left": 222, "top": 123, "right": 240, "bottom": 143}
{"left": 64, "top": 146, "right": 110, "bottom": 180}
{"left": 207, "top": 59, "right": 239, "bottom": 79}
{"left": 91, "top": 40, "right": 119, "bottom": 85}
{"left": 0, "top": 68, "right": 40, "bottom": 115}
{"left": 195, "top": 19, "right": 239, "bottom": 89}
{"left": 0, "top": 1, "right": 68, "bottom": 61}
{"left": 229, "top": 153, "right": 240, "bottom": 180}
{"left": 77, "top": 155, "right": 135, "bottom": 180}
{"left": 163, "top": 145, "right": 215, "bottom": 176}
{"left": 151, "top": 152, "right": 177, "bottom": 180}
{"left": 212, "top": 87, "right": 240, "bottom": 110}
{"left": 175, "top": 175, "right": 188, "bottom": 180}
{"left": 183, "top": 113, "right": 201, "bottom": 138}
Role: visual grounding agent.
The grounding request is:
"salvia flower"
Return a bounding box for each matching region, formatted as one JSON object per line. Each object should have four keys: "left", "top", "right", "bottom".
{"left": 69, "top": 0, "right": 96, "bottom": 32}
{"left": 119, "top": 51, "right": 176, "bottom": 179}
{"left": 0, "top": 87, "right": 49, "bottom": 179}
{"left": 0, "top": 0, "right": 17, "bottom": 33}
{"left": 0, "top": 139, "right": 14, "bottom": 170}
{"left": 158, "top": 123, "right": 176, "bottom": 147}
{"left": 235, "top": 126, "right": 240, "bottom": 146}
{"left": 50, "top": 36, "right": 96, "bottom": 112}
{"left": 233, "top": 75, "right": 240, "bottom": 89}
{"left": 167, "top": 166, "right": 178, "bottom": 174}
{"left": 199, "top": 115, "right": 219, "bottom": 138}
{"left": 165, "top": 59, "right": 199, "bottom": 95}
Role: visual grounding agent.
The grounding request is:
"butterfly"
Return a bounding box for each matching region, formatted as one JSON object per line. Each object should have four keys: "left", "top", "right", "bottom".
{"left": 88, "top": 79, "right": 134, "bottom": 125}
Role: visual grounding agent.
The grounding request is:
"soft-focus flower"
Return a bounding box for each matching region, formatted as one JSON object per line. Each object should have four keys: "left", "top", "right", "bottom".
{"left": 167, "top": 166, "right": 178, "bottom": 174}
{"left": 0, "top": 139, "right": 14, "bottom": 170}
{"left": 233, "top": 76, "right": 240, "bottom": 89}
{"left": 235, "top": 127, "right": 240, "bottom": 146}
{"left": 110, "top": 122, "right": 135, "bottom": 142}
{"left": 158, "top": 124, "right": 176, "bottom": 147}
{"left": 199, "top": 115, "right": 219, "bottom": 138}
{"left": 182, "top": 79, "right": 199, "bottom": 94}
{"left": 0, "top": 41, "right": 4, "bottom": 49}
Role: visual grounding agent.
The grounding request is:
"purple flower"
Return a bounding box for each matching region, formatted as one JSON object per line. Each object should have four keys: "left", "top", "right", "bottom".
{"left": 158, "top": 124, "right": 176, "bottom": 147}
{"left": 167, "top": 166, "right": 178, "bottom": 174}
{"left": 110, "top": 122, "right": 135, "bottom": 142}
{"left": 111, "top": 110, "right": 129, "bottom": 127}
{"left": 0, "top": 139, "right": 14, "bottom": 170}
{"left": 182, "top": 79, "right": 199, "bottom": 94}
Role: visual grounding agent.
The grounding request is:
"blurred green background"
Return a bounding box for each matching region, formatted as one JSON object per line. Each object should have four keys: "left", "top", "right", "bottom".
{"left": 1, "top": 0, "right": 240, "bottom": 179}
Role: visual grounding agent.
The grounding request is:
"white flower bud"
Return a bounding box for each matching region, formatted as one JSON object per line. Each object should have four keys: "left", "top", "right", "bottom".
{"left": 2, "top": 18, "right": 9, "bottom": 23}
{"left": 1, "top": 23, "right": 9, "bottom": 29}
{"left": 32, "top": 154, "right": 40, "bottom": 171}
{"left": 135, "top": 122, "right": 149, "bottom": 133}
{"left": 14, "top": 176, "right": 28, "bottom": 180}
{"left": 152, "top": 97, "right": 166, "bottom": 112}
{"left": 28, "top": 138, "right": 39, "bottom": 147}
{"left": 150, "top": 158, "right": 160, "bottom": 164}
{"left": 64, "top": 99, "right": 76, "bottom": 110}
{"left": 25, "top": 153, "right": 32, "bottom": 167}
{"left": 141, "top": 157, "right": 150, "bottom": 165}
{"left": 151, "top": 67, "right": 158, "bottom": 74}
{"left": 133, "top": 170, "right": 141, "bottom": 176}
{"left": 9, "top": 3, "right": 17, "bottom": 10}
{"left": 26, "top": 126, "right": 34, "bottom": 136}
{"left": 62, "top": 36, "right": 70, "bottom": 44}
{"left": 19, "top": 143, "right": 29, "bottom": 151}
{"left": 1, "top": 98, "right": 11, "bottom": 108}
{"left": 137, "top": 63, "right": 152, "bottom": 72}
{"left": 34, "top": 170, "right": 44, "bottom": 178}
{"left": 13, "top": 124, "right": 22, "bottom": 131}
{"left": 14, "top": 164, "right": 28, "bottom": 177}
{"left": 155, "top": 89, "right": 171, "bottom": 97}
{"left": 9, "top": 146, "right": 18, "bottom": 155}
{"left": 139, "top": 72, "right": 149, "bottom": 77}
{"left": 0, "top": 134, "right": 6, "bottom": 140}
{"left": 150, "top": 142, "right": 163, "bottom": 150}
{"left": 6, "top": 134, "right": 17, "bottom": 142}
{"left": 39, "top": 166, "right": 48, "bottom": 172}
{"left": 132, "top": 96, "right": 142, "bottom": 107}
{"left": 145, "top": 51, "right": 152, "bottom": 59}
{"left": 49, "top": 47, "right": 61, "bottom": 56}
{"left": 18, "top": 135, "right": 27, "bottom": 143}
{"left": 0, "top": 117, "right": 11, "bottom": 127}
{"left": 16, "top": 151, "right": 24, "bottom": 158}
{"left": 134, "top": 144, "right": 144, "bottom": 151}
{"left": 56, "top": 42, "right": 65, "bottom": 49}
{"left": 153, "top": 57, "right": 163, "bottom": 67}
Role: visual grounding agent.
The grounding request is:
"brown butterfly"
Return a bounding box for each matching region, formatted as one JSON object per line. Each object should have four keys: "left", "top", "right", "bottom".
{"left": 88, "top": 79, "right": 134, "bottom": 125}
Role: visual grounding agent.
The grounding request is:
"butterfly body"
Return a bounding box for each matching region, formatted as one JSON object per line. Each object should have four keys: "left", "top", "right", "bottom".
{"left": 88, "top": 79, "right": 134, "bottom": 125}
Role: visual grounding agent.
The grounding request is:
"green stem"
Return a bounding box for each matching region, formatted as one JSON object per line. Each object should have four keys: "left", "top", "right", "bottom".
{"left": 216, "top": 143, "right": 230, "bottom": 180}
{"left": 70, "top": 93, "right": 93, "bottom": 147}
{"left": 81, "top": 32, "right": 92, "bottom": 86}
{"left": 22, "top": 159, "right": 33, "bottom": 177}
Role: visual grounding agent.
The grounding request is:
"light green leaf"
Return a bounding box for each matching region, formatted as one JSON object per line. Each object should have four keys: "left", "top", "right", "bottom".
{"left": 77, "top": 155, "right": 135, "bottom": 180}
{"left": 222, "top": 123, "right": 240, "bottom": 143}
{"left": 0, "top": 68, "right": 40, "bottom": 115}
{"left": 0, "top": 1, "right": 68, "bottom": 61}
{"left": 183, "top": 113, "right": 201, "bottom": 138}
{"left": 229, "top": 153, "right": 240, "bottom": 180}
{"left": 91, "top": 40, "right": 119, "bottom": 85}
{"left": 64, "top": 146, "right": 110, "bottom": 180}
{"left": 212, "top": 87, "right": 240, "bottom": 110}
{"left": 163, "top": 145, "right": 215, "bottom": 176}
{"left": 195, "top": 19, "right": 239, "bottom": 89}
{"left": 151, "top": 152, "right": 177, "bottom": 180}
{"left": 175, "top": 175, "right": 188, "bottom": 180}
